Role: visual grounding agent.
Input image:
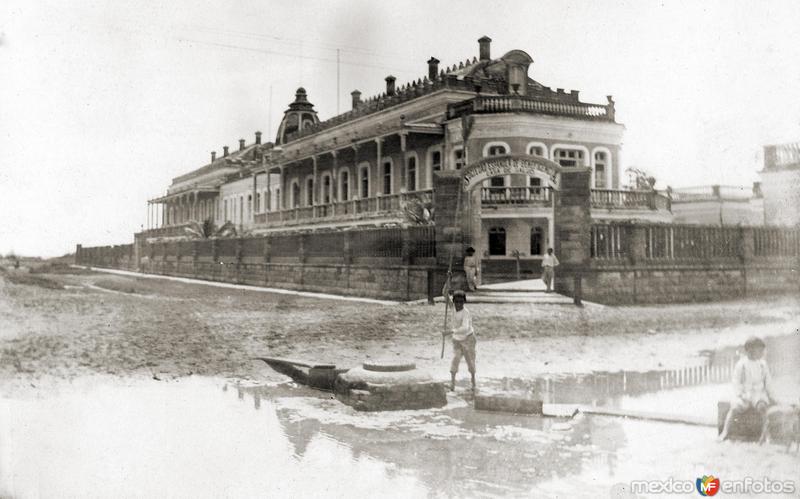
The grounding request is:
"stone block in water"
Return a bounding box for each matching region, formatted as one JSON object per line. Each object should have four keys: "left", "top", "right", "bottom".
{"left": 334, "top": 362, "right": 447, "bottom": 411}
{"left": 474, "top": 394, "right": 543, "bottom": 414}
{"left": 717, "top": 401, "right": 763, "bottom": 440}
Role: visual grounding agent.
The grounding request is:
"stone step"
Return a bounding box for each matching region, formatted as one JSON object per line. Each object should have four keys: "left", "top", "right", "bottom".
{"left": 434, "top": 292, "right": 574, "bottom": 305}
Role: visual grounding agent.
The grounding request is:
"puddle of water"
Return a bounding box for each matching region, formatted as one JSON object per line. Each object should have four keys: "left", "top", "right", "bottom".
{"left": 484, "top": 333, "right": 800, "bottom": 419}
{"left": 0, "top": 378, "right": 426, "bottom": 499}
{"left": 1, "top": 334, "right": 797, "bottom": 498}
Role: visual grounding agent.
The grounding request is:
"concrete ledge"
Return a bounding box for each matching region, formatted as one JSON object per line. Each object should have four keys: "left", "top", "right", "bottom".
{"left": 334, "top": 366, "right": 447, "bottom": 411}
{"left": 474, "top": 394, "right": 543, "bottom": 414}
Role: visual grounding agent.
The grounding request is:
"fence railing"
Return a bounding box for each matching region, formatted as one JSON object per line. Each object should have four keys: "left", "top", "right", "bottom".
{"left": 590, "top": 224, "right": 629, "bottom": 259}
{"left": 590, "top": 223, "right": 800, "bottom": 262}
{"left": 754, "top": 227, "right": 800, "bottom": 257}
{"left": 78, "top": 225, "right": 437, "bottom": 268}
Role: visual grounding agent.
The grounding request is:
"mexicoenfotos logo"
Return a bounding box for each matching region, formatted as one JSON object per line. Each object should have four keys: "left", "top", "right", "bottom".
{"left": 630, "top": 476, "right": 796, "bottom": 495}
{"left": 696, "top": 475, "right": 720, "bottom": 496}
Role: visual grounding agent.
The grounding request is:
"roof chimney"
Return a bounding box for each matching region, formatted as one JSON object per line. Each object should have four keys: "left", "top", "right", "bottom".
{"left": 427, "top": 57, "right": 440, "bottom": 80}
{"left": 385, "top": 76, "right": 396, "bottom": 96}
{"left": 351, "top": 90, "right": 361, "bottom": 110}
{"left": 752, "top": 181, "right": 763, "bottom": 198}
{"left": 478, "top": 36, "right": 492, "bottom": 61}
{"left": 239, "top": 139, "right": 246, "bottom": 151}
{"left": 255, "top": 131, "right": 262, "bottom": 145}
{"left": 223, "top": 146, "right": 229, "bottom": 157}
{"left": 211, "top": 151, "right": 216, "bottom": 162}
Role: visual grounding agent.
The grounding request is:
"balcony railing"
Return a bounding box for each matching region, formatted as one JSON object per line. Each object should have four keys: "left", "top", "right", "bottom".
{"left": 139, "top": 223, "right": 194, "bottom": 239}
{"left": 448, "top": 94, "right": 614, "bottom": 122}
{"left": 254, "top": 190, "right": 434, "bottom": 227}
{"left": 481, "top": 186, "right": 553, "bottom": 205}
{"left": 590, "top": 189, "right": 670, "bottom": 211}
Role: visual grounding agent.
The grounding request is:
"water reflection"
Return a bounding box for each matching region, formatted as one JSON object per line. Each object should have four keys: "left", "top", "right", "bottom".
{"left": 233, "top": 382, "right": 626, "bottom": 497}
{"left": 483, "top": 333, "right": 798, "bottom": 409}
{"left": 2, "top": 334, "right": 796, "bottom": 498}
{"left": 0, "top": 378, "right": 427, "bottom": 499}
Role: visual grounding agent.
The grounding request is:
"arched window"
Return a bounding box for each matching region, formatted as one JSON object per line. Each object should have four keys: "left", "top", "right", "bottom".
{"left": 490, "top": 176, "right": 506, "bottom": 187}
{"left": 594, "top": 151, "right": 608, "bottom": 189}
{"left": 360, "top": 166, "right": 369, "bottom": 198}
{"left": 530, "top": 227, "right": 543, "bottom": 256}
{"left": 430, "top": 150, "right": 442, "bottom": 172}
{"left": 528, "top": 144, "right": 545, "bottom": 157}
{"left": 306, "top": 178, "right": 314, "bottom": 206}
{"left": 291, "top": 182, "right": 301, "bottom": 208}
{"left": 407, "top": 156, "right": 417, "bottom": 191}
{"left": 322, "top": 175, "right": 332, "bottom": 204}
{"left": 488, "top": 227, "right": 506, "bottom": 256}
{"left": 529, "top": 176, "right": 542, "bottom": 196}
{"left": 339, "top": 171, "right": 349, "bottom": 201}
{"left": 382, "top": 160, "right": 392, "bottom": 195}
{"left": 487, "top": 145, "right": 508, "bottom": 157}
{"left": 554, "top": 148, "right": 585, "bottom": 167}
{"left": 453, "top": 148, "right": 465, "bottom": 170}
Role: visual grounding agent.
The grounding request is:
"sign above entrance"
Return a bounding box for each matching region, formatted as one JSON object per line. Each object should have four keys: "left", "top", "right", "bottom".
{"left": 462, "top": 155, "right": 561, "bottom": 190}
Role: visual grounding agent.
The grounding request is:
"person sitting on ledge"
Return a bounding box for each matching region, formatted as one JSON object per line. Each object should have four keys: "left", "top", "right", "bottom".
{"left": 719, "top": 336, "right": 775, "bottom": 441}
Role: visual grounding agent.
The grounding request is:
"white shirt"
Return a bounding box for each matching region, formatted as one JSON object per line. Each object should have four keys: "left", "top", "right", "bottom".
{"left": 450, "top": 306, "right": 474, "bottom": 341}
{"left": 732, "top": 356, "right": 773, "bottom": 404}
{"left": 542, "top": 254, "right": 559, "bottom": 268}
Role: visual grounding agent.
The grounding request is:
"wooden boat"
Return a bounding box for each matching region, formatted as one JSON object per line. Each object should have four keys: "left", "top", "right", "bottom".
{"left": 255, "top": 357, "right": 347, "bottom": 391}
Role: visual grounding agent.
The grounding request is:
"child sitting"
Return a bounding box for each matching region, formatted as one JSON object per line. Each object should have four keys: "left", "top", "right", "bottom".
{"left": 719, "top": 336, "right": 775, "bottom": 440}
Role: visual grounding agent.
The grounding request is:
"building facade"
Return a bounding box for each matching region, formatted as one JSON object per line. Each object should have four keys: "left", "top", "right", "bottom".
{"left": 670, "top": 184, "right": 765, "bottom": 226}
{"left": 146, "top": 36, "right": 673, "bottom": 278}
{"left": 760, "top": 142, "right": 800, "bottom": 226}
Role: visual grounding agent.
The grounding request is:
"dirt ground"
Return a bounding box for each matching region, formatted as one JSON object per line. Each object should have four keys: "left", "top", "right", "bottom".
{"left": 1, "top": 267, "right": 798, "bottom": 394}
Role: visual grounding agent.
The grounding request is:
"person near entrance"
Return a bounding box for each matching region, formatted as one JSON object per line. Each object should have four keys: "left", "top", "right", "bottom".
{"left": 542, "top": 247, "right": 559, "bottom": 293}
{"left": 442, "top": 279, "right": 477, "bottom": 392}
{"left": 463, "top": 246, "right": 479, "bottom": 291}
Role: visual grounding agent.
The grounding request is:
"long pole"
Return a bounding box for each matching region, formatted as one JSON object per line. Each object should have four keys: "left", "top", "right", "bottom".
{"left": 336, "top": 48, "right": 340, "bottom": 115}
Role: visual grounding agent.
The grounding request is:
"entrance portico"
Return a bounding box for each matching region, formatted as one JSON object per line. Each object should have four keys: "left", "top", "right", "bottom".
{"left": 460, "top": 155, "right": 563, "bottom": 282}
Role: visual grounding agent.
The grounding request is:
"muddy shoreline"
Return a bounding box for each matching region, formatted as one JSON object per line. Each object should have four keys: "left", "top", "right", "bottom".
{"left": 1, "top": 269, "right": 797, "bottom": 395}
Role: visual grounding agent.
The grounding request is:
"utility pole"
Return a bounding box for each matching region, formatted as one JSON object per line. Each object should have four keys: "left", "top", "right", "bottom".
{"left": 268, "top": 84, "right": 273, "bottom": 140}
{"left": 336, "top": 48, "right": 341, "bottom": 115}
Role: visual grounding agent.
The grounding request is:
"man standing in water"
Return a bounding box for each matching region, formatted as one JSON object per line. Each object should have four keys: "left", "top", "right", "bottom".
{"left": 542, "top": 247, "right": 559, "bottom": 293}
{"left": 442, "top": 279, "right": 476, "bottom": 392}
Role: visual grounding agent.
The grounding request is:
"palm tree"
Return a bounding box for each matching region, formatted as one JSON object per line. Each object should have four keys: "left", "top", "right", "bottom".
{"left": 183, "top": 219, "right": 237, "bottom": 238}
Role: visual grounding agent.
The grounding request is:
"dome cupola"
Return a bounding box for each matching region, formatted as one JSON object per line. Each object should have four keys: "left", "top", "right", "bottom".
{"left": 275, "top": 87, "right": 320, "bottom": 144}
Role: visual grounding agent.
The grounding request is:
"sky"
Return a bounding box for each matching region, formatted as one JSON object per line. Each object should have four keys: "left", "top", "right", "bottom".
{"left": 1, "top": 0, "right": 799, "bottom": 257}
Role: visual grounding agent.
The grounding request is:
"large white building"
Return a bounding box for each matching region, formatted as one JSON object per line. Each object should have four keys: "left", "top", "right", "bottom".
{"left": 146, "top": 36, "right": 674, "bottom": 278}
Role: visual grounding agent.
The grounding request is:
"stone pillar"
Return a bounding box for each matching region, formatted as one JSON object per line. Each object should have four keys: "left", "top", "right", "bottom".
{"left": 266, "top": 168, "right": 272, "bottom": 213}
{"left": 740, "top": 226, "right": 755, "bottom": 296}
{"left": 279, "top": 166, "right": 285, "bottom": 210}
{"left": 433, "top": 170, "right": 466, "bottom": 290}
{"left": 235, "top": 238, "right": 244, "bottom": 283}
{"left": 312, "top": 155, "right": 318, "bottom": 216}
{"left": 553, "top": 168, "right": 592, "bottom": 305}
{"left": 331, "top": 151, "right": 338, "bottom": 202}
{"left": 400, "top": 133, "right": 407, "bottom": 191}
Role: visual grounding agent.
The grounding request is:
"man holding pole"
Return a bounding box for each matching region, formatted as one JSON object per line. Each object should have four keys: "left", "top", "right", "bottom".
{"left": 442, "top": 276, "right": 477, "bottom": 392}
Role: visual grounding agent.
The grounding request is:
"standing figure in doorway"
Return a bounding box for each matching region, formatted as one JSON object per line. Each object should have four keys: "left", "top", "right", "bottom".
{"left": 463, "top": 246, "right": 479, "bottom": 291}
{"left": 542, "top": 247, "right": 559, "bottom": 293}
